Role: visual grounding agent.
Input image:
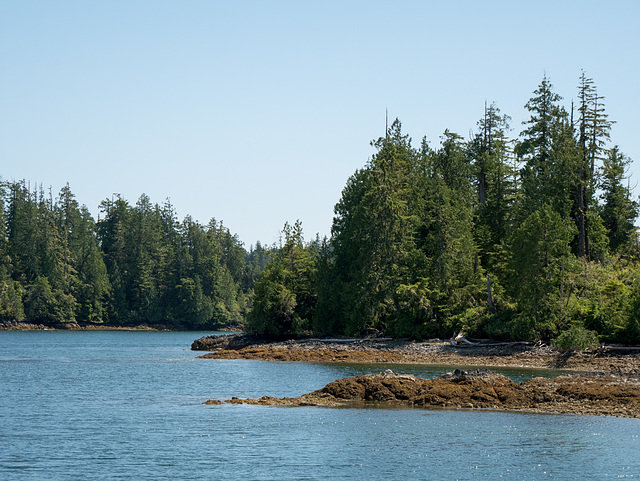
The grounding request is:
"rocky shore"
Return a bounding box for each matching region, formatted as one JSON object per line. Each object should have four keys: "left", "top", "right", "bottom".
{"left": 192, "top": 333, "right": 640, "bottom": 373}
{"left": 0, "top": 320, "right": 157, "bottom": 331}
{"left": 204, "top": 369, "right": 640, "bottom": 418}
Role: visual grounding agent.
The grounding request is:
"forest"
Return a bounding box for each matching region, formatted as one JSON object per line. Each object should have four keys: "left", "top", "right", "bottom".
{"left": 2, "top": 73, "right": 640, "bottom": 344}
{"left": 0, "top": 183, "right": 269, "bottom": 330}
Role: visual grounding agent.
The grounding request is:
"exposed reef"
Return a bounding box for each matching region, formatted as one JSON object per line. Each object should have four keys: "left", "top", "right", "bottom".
{"left": 204, "top": 369, "right": 640, "bottom": 418}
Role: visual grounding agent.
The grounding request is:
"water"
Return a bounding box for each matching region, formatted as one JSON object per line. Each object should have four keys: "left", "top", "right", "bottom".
{"left": 1, "top": 331, "right": 638, "bottom": 480}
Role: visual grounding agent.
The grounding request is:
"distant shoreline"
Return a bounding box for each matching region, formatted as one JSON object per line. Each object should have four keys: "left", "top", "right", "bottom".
{"left": 0, "top": 321, "right": 241, "bottom": 332}
{"left": 0, "top": 321, "right": 158, "bottom": 331}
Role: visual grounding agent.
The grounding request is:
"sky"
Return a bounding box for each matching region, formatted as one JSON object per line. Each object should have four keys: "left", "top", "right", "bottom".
{"left": 2, "top": 0, "right": 639, "bottom": 247}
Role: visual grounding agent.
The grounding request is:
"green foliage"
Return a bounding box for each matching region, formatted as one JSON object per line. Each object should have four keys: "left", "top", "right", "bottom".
{"left": 0, "top": 267, "right": 25, "bottom": 321}
{"left": 0, "top": 181, "right": 252, "bottom": 329}
{"left": 552, "top": 325, "right": 599, "bottom": 351}
{"left": 2, "top": 71, "right": 639, "bottom": 342}
{"left": 600, "top": 146, "right": 639, "bottom": 255}
{"left": 246, "top": 221, "right": 317, "bottom": 337}
{"left": 507, "top": 204, "right": 577, "bottom": 339}
{"left": 625, "top": 282, "right": 640, "bottom": 344}
{"left": 24, "top": 275, "right": 77, "bottom": 324}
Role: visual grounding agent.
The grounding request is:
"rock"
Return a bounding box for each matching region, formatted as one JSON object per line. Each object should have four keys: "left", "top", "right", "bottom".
{"left": 191, "top": 333, "right": 268, "bottom": 351}
{"left": 205, "top": 371, "right": 640, "bottom": 418}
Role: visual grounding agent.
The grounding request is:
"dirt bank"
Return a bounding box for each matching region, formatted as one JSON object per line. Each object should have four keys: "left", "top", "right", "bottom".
{"left": 204, "top": 369, "right": 640, "bottom": 418}
{"left": 193, "top": 334, "right": 640, "bottom": 373}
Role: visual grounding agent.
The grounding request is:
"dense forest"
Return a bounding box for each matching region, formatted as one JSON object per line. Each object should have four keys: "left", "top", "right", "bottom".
{"left": 2, "top": 73, "right": 640, "bottom": 344}
{"left": 0, "top": 183, "right": 270, "bottom": 329}
{"left": 247, "top": 73, "right": 640, "bottom": 345}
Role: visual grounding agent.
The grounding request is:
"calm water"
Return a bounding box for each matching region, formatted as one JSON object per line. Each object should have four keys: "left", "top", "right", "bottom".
{"left": 0, "top": 331, "right": 638, "bottom": 480}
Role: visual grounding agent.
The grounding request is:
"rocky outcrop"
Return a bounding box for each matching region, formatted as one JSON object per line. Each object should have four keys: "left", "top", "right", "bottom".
{"left": 0, "top": 320, "right": 78, "bottom": 330}
{"left": 190, "top": 333, "right": 266, "bottom": 351}
{"left": 204, "top": 369, "right": 640, "bottom": 418}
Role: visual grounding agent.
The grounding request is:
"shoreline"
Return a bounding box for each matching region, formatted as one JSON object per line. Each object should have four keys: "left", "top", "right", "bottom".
{"left": 192, "top": 334, "right": 640, "bottom": 373}
{"left": 0, "top": 321, "right": 159, "bottom": 331}
{"left": 0, "top": 321, "right": 242, "bottom": 332}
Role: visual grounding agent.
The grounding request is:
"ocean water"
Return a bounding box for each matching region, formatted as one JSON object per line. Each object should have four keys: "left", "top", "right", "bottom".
{"left": 0, "top": 330, "right": 638, "bottom": 480}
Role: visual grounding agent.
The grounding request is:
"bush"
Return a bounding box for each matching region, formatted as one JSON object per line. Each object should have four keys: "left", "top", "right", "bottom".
{"left": 552, "top": 326, "right": 599, "bottom": 351}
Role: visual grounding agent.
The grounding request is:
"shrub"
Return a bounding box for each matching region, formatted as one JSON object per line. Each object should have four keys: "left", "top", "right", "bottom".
{"left": 552, "top": 326, "right": 599, "bottom": 351}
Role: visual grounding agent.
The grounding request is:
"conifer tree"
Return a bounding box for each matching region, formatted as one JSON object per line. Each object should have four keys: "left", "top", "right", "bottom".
{"left": 600, "top": 146, "right": 639, "bottom": 254}
{"left": 247, "top": 221, "right": 317, "bottom": 336}
{"left": 468, "top": 102, "right": 514, "bottom": 270}
{"left": 507, "top": 204, "right": 577, "bottom": 339}
{"left": 515, "top": 75, "right": 565, "bottom": 216}
{"left": 574, "top": 71, "right": 613, "bottom": 259}
{"left": 324, "top": 120, "right": 417, "bottom": 335}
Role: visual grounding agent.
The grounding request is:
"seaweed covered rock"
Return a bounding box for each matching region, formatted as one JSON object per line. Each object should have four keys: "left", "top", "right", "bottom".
{"left": 204, "top": 370, "right": 640, "bottom": 418}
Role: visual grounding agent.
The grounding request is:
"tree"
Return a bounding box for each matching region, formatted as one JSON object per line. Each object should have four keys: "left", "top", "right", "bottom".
{"left": 321, "top": 120, "right": 417, "bottom": 335}
{"left": 0, "top": 266, "right": 25, "bottom": 321}
{"left": 574, "top": 71, "right": 613, "bottom": 258}
{"left": 507, "top": 204, "right": 577, "bottom": 339}
{"left": 468, "top": 102, "right": 515, "bottom": 270}
{"left": 409, "top": 131, "right": 483, "bottom": 336}
{"left": 97, "top": 195, "right": 132, "bottom": 323}
{"left": 600, "top": 146, "right": 639, "bottom": 254}
{"left": 246, "top": 221, "right": 317, "bottom": 337}
{"left": 74, "top": 207, "right": 110, "bottom": 323}
{"left": 6, "top": 181, "right": 40, "bottom": 282}
{"left": 515, "top": 75, "right": 566, "bottom": 216}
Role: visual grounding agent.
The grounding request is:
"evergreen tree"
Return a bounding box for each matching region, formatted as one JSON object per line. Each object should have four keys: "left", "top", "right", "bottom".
{"left": 75, "top": 206, "right": 110, "bottom": 323}
{"left": 600, "top": 146, "right": 639, "bottom": 254}
{"left": 247, "top": 221, "right": 317, "bottom": 336}
{"left": 574, "top": 71, "right": 613, "bottom": 259}
{"left": 515, "top": 75, "right": 565, "bottom": 216}
{"left": 6, "top": 182, "right": 40, "bottom": 282}
{"left": 97, "top": 195, "right": 133, "bottom": 323}
{"left": 468, "top": 102, "right": 515, "bottom": 270}
{"left": 507, "top": 204, "right": 577, "bottom": 339}
{"left": 323, "top": 120, "right": 417, "bottom": 335}
{"left": 409, "top": 131, "right": 483, "bottom": 336}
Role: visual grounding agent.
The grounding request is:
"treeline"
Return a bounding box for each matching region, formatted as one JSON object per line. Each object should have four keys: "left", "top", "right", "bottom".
{"left": 248, "top": 73, "right": 640, "bottom": 344}
{"left": 0, "top": 182, "right": 270, "bottom": 328}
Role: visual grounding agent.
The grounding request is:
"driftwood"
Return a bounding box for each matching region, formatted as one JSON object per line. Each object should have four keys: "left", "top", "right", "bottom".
{"left": 300, "top": 338, "right": 394, "bottom": 344}
{"left": 451, "top": 332, "right": 534, "bottom": 348}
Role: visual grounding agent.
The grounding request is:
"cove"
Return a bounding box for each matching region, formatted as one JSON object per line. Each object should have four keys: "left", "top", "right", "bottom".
{"left": 1, "top": 330, "right": 638, "bottom": 480}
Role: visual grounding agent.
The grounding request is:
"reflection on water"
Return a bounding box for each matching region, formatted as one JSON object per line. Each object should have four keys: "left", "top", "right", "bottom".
{"left": 0, "top": 330, "right": 638, "bottom": 481}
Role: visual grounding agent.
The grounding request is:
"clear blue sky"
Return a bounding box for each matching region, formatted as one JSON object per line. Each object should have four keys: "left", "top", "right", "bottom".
{"left": 2, "top": 0, "right": 638, "bottom": 246}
